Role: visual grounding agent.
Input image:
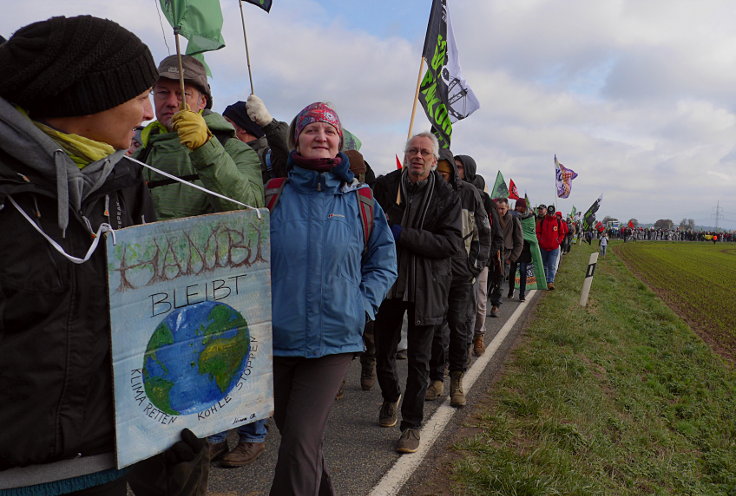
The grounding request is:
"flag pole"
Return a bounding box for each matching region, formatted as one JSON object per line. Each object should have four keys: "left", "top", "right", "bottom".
{"left": 174, "top": 29, "right": 188, "bottom": 111}
{"left": 406, "top": 57, "right": 426, "bottom": 140}
{"left": 238, "top": 0, "right": 255, "bottom": 95}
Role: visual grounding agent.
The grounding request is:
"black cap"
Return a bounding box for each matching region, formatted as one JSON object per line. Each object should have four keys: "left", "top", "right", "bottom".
{"left": 0, "top": 15, "right": 157, "bottom": 118}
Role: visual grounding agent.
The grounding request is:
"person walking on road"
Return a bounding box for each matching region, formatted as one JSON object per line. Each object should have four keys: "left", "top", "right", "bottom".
{"left": 267, "top": 102, "right": 397, "bottom": 495}
{"left": 372, "top": 132, "right": 462, "bottom": 454}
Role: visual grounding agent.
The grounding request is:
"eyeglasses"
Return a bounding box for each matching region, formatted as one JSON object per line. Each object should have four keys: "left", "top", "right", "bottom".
{"left": 405, "top": 147, "right": 433, "bottom": 158}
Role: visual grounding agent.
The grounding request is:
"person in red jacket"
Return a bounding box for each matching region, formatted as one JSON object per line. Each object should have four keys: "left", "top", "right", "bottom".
{"left": 536, "top": 205, "right": 565, "bottom": 289}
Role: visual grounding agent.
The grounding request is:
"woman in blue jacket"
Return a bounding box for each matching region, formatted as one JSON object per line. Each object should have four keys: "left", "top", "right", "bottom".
{"left": 268, "top": 102, "right": 397, "bottom": 495}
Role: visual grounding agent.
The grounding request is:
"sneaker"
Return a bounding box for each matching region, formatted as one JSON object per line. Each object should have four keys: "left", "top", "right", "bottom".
{"left": 395, "top": 428, "right": 420, "bottom": 453}
{"left": 220, "top": 441, "right": 265, "bottom": 467}
{"left": 472, "top": 335, "right": 485, "bottom": 356}
{"left": 547, "top": 282, "right": 555, "bottom": 290}
{"left": 396, "top": 349, "right": 408, "bottom": 360}
{"left": 378, "top": 394, "right": 401, "bottom": 427}
{"left": 490, "top": 305, "right": 499, "bottom": 318}
{"left": 507, "top": 290, "right": 514, "bottom": 299}
{"left": 519, "top": 293, "right": 526, "bottom": 302}
{"left": 424, "top": 380, "right": 443, "bottom": 401}
{"left": 208, "top": 440, "right": 229, "bottom": 462}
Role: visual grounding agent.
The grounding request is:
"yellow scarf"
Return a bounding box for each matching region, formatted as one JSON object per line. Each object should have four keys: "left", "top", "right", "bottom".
{"left": 33, "top": 121, "right": 115, "bottom": 168}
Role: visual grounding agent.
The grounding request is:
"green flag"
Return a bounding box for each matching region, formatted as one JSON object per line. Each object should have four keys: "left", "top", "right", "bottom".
{"left": 490, "top": 170, "right": 509, "bottom": 199}
{"left": 511, "top": 216, "right": 548, "bottom": 291}
{"left": 160, "top": 0, "right": 225, "bottom": 55}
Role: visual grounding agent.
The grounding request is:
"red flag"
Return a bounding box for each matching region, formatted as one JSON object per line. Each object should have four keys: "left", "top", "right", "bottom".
{"left": 627, "top": 220, "right": 634, "bottom": 229}
{"left": 395, "top": 154, "right": 403, "bottom": 169}
{"left": 508, "top": 179, "right": 520, "bottom": 200}
{"left": 595, "top": 221, "right": 605, "bottom": 232}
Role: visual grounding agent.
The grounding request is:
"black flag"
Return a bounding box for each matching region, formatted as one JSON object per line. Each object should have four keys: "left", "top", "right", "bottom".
{"left": 418, "top": 0, "right": 479, "bottom": 148}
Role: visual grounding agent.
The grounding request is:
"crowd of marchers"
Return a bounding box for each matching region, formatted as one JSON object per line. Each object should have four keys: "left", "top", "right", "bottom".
{"left": 1, "top": 16, "right": 573, "bottom": 496}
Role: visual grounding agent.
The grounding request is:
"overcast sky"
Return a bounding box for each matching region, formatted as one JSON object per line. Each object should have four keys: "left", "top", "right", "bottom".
{"left": 3, "top": 0, "right": 735, "bottom": 229}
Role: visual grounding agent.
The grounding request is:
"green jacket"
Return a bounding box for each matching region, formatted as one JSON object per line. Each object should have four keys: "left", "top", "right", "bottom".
{"left": 137, "top": 110, "right": 264, "bottom": 219}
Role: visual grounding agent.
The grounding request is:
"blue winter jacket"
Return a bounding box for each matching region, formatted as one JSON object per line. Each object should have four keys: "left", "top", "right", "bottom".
{"left": 270, "top": 157, "right": 398, "bottom": 358}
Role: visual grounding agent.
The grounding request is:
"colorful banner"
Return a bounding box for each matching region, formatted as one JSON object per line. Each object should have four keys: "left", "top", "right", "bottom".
{"left": 490, "top": 170, "right": 509, "bottom": 199}
{"left": 555, "top": 155, "right": 578, "bottom": 199}
{"left": 159, "top": 0, "right": 225, "bottom": 55}
{"left": 418, "top": 0, "right": 480, "bottom": 148}
{"left": 107, "top": 210, "right": 273, "bottom": 468}
{"left": 508, "top": 179, "right": 520, "bottom": 200}
{"left": 513, "top": 215, "right": 547, "bottom": 290}
{"left": 242, "top": 0, "right": 272, "bottom": 12}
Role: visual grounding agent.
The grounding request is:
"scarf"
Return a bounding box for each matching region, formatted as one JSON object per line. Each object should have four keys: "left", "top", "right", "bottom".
{"left": 289, "top": 151, "right": 354, "bottom": 184}
{"left": 33, "top": 121, "right": 115, "bottom": 168}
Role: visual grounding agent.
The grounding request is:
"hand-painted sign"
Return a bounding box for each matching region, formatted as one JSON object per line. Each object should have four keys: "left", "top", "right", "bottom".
{"left": 106, "top": 209, "right": 273, "bottom": 468}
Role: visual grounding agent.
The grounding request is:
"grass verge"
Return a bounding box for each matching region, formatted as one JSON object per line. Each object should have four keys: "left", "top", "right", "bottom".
{"left": 450, "top": 241, "right": 736, "bottom": 495}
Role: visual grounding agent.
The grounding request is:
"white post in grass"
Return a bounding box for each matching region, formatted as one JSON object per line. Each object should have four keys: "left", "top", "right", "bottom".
{"left": 579, "top": 251, "right": 599, "bottom": 306}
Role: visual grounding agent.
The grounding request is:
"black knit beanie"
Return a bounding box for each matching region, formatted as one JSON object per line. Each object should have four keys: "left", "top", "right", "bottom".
{"left": 223, "top": 101, "right": 265, "bottom": 139}
{"left": 0, "top": 15, "right": 157, "bottom": 118}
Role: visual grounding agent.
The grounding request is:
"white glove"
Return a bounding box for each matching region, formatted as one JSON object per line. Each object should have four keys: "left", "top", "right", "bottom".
{"left": 246, "top": 94, "right": 273, "bottom": 127}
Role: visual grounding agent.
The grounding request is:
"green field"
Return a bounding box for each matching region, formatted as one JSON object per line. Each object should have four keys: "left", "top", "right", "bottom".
{"left": 448, "top": 241, "right": 736, "bottom": 495}
{"left": 616, "top": 241, "right": 736, "bottom": 362}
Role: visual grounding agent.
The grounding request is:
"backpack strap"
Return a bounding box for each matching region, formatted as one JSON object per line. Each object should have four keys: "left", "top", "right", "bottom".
{"left": 265, "top": 177, "right": 288, "bottom": 211}
{"left": 356, "top": 187, "right": 374, "bottom": 252}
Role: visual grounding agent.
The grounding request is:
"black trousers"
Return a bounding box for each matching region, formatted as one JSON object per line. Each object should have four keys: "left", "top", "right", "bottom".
{"left": 374, "top": 299, "right": 435, "bottom": 430}
{"left": 429, "top": 279, "right": 473, "bottom": 380}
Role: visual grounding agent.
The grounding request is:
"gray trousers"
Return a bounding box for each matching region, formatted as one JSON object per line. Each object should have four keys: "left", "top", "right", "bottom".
{"left": 271, "top": 353, "right": 352, "bottom": 496}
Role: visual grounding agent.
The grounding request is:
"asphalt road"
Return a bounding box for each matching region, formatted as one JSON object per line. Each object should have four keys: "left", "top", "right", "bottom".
{"left": 207, "top": 290, "right": 538, "bottom": 496}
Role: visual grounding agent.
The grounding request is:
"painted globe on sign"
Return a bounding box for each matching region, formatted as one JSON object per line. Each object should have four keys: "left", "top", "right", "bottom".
{"left": 142, "top": 301, "right": 250, "bottom": 416}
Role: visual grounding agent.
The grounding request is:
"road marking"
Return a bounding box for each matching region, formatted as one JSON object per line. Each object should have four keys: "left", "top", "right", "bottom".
{"left": 367, "top": 291, "right": 535, "bottom": 496}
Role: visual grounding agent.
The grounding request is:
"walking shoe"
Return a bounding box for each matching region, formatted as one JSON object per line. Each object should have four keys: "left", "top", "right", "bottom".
{"left": 449, "top": 371, "right": 466, "bottom": 407}
{"left": 547, "top": 282, "right": 555, "bottom": 290}
{"left": 396, "top": 349, "right": 408, "bottom": 360}
{"left": 424, "top": 380, "right": 444, "bottom": 401}
{"left": 507, "top": 290, "right": 514, "bottom": 299}
{"left": 208, "top": 440, "right": 228, "bottom": 462}
{"left": 360, "top": 361, "right": 376, "bottom": 391}
{"left": 395, "top": 428, "right": 421, "bottom": 453}
{"left": 519, "top": 293, "right": 526, "bottom": 302}
{"left": 490, "top": 305, "right": 499, "bottom": 318}
{"left": 220, "top": 441, "right": 265, "bottom": 467}
{"left": 472, "top": 335, "right": 485, "bottom": 356}
{"left": 378, "top": 394, "right": 401, "bottom": 427}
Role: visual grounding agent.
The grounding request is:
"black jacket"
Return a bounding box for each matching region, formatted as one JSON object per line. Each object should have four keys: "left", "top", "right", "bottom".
{"left": 0, "top": 99, "right": 155, "bottom": 470}
{"left": 438, "top": 149, "right": 490, "bottom": 282}
{"left": 373, "top": 168, "right": 461, "bottom": 326}
{"left": 454, "top": 155, "right": 503, "bottom": 265}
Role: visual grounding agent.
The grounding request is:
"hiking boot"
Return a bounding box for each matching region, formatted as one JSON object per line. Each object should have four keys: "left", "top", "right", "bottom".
{"left": 360, "top": 361, "right": 376, "bottom": 391}
{"left": 449, "top": 371, "right": 466, "bottom": 407}
{"left": 472, "top": 335, "right": 485, "bottom": 356}
{"left": 220, "top": 441, "right": 265, "bottom": 467}
{"left": 519, "top": 293, "right": 526, "bottom": 302}
{"left": 378, "top": 394, "right": 401, "bottom": 427}
{"left": 547, "top": 282, "right": 555, "bottom": 290}
{"left": 395, "top": 428, "right": 421, "bottom": 453}
{"left": 490, "top": 305, "right": 499, "bottom": 318}
{"left": 335, "top": 378, "right": 346, "bottom": 400}
{"left": 424, "top": 380, "right": 444, "bottom": 401}
{"left": 208, "top": 440, "right": 228, "bottom": 462}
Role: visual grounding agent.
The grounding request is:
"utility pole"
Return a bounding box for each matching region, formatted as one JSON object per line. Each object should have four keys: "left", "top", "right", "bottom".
{"left": 714, "top": 200, "right": 722, "bottom": 230}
